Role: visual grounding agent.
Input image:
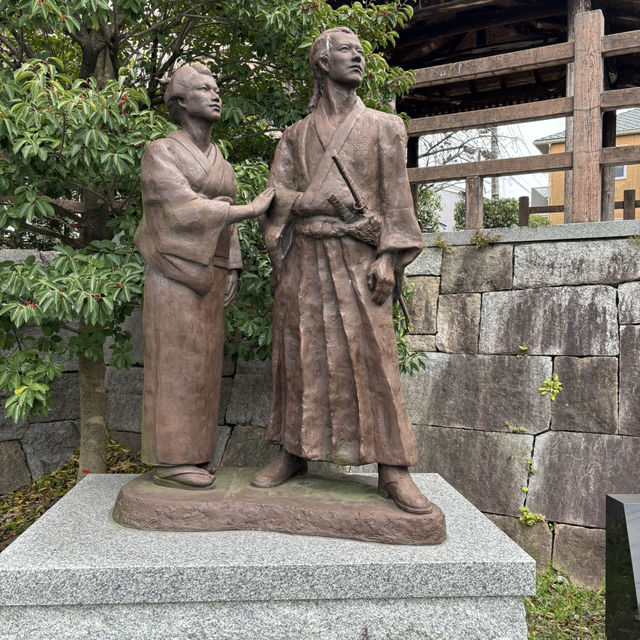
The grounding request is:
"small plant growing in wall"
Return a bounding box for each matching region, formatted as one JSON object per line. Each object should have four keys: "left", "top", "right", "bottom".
{"left": 628, "top": 235, "right": 640, "bottom": 247}
{"left": 519, "top": 506, "right": 545, "bottom": 527}
{"left": 539, "top": 373, "right": 563, "bottom": 401}
{"left": 433, "top": 234, "right": 454, "bottom": 254}
{"left": 470, "top": 230, "right": 500, "bottom": 250}
{"left": 505, "top": 421, "right": 527, "bottom": 434}
{"left": 516, "top": 345, "right": 528, "bottom": 359}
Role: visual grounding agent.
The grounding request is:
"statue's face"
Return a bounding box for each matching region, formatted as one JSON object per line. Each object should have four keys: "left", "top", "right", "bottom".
{"left": 324, "top": 31, "right": 365, "bottom": 88}
{"left": 180, "top": 74, "right": 222, "bottom": 124}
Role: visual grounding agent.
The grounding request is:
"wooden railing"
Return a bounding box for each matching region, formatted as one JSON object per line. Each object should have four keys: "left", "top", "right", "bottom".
{"left": 517, "top": 189, "right": 639, "bottom": 226}
{"left": 407, "top": 9, "right": 640, "bottom": 229}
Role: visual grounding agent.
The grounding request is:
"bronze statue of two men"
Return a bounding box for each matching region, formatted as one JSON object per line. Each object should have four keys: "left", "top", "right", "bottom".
{"left": 135, "top": 27, "right": 432, "bottom": 516}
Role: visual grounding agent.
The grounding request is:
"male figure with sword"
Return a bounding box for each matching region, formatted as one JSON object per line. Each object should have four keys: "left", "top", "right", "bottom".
{"left": 253, "top": 27, "right": 432, "bottom": 514}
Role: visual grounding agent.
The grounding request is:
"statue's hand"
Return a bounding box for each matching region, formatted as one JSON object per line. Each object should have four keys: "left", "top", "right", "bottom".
{"left": 367, "top": 253, "right": 396, "bottom": 305}
{"left": 250, "top": 187, "right": 276, "bottom": 216}
{"left": 227, "top": 187, "right": 275, "bottom": 223}
{"left": 223, "top": 270, "right": 239, "bottom": 307}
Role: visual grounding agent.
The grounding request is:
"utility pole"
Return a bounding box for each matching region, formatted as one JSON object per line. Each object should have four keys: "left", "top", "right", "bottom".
{"left": 490, "top": 127, "right": 499, "bottom": 199}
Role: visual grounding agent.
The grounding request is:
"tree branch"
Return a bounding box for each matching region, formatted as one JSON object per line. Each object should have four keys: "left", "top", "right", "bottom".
{"left": 17, "top": 221, "right": 81, "bottom": 248}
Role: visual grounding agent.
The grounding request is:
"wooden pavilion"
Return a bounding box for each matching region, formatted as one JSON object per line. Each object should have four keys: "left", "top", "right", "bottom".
{"left": 380, "top": 1, "right": 640, "bottom": 227}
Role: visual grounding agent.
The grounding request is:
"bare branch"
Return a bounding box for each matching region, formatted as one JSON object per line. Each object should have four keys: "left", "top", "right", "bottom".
{"left": 17, "top": 221, "right": 82, "bottom": 248}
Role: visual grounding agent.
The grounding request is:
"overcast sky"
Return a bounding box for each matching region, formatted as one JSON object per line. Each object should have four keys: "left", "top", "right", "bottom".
{"left": 497, "top": 118, "right": 564, "bottom": 199}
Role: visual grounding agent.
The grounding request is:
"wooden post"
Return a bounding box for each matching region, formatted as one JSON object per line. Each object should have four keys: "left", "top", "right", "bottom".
{"left": 519, "top": 196, "right": 530, "bottom": 227}
{"left": 407, "top": 136, "right": 419, "bottom": 215}
{"left": 623, "top": 189, "right": 636, "bottom": 220}
{"left": 601, "top": 103, "right": 617, "bottom": 221}
{"left": 465, "top": 176, "right": 484, "bottom": 229}
{"left": 571, "top": 9, "right": 603, "bottom": 223}
{"left": 564, "top": 0, "right": 592, "bottom": 223}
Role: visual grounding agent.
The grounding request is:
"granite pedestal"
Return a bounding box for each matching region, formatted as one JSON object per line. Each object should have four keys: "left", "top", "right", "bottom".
{"left": 0, "top": 473, "right": 535, "bottom": 640}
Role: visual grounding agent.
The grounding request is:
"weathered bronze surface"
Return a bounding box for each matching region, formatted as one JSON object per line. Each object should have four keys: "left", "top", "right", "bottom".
{"left": 254, "top": 28, "right": 444, "bottom": 532}
{"left": 132, "top": 63, "right": 273, "bottom": 489}
{"left": 113, "top": 468, "right": 446, "bottom": 545}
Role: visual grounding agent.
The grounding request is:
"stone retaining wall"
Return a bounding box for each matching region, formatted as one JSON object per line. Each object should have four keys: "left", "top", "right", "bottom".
{"left": 2, "top": 220, "right": 639, "bottom": 588}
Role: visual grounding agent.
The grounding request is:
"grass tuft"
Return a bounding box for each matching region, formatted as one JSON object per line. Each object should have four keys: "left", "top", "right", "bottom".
{"left": 525, "top": 566, "right": 605, "bottom": 639}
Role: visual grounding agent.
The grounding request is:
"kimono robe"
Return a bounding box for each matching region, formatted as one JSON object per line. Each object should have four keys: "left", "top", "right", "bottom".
{"left": 134, "top": 129, "right": 241, "bottom": 466}
{"left": 261, "top": 98, "right": 423, "bottom": 466}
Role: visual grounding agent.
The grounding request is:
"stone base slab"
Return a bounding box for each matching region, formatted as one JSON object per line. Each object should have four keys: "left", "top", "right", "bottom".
{"left": 113, "top": 468, "right": 446, "bottom": 545}
{"left": 0, "top": 474, "right": 535, "bottom": 640}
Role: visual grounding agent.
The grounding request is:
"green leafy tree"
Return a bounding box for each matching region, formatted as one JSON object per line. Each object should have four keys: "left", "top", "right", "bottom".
{"left": 454, "top": 196, "right": 519, "bottom": 230}
{"left": 0, "top": 1, "right": 417, "bottom": 475}
{"left": 415, "top": 185, "right": 442, "bottom": 233}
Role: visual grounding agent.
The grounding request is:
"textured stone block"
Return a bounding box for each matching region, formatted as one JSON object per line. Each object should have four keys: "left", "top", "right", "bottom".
{"left": 21, "top": 420, "right": 80, "bottom": 479}
{"left": 618, "top": 281, "right": 640, "bottom": 325}
{"left": 486, "top": 514, "right": 552, "bottom": 572}
{"left": 212, "top": 425, "right": 232, "bottom": 468}
{"left": 441, "top": 245, "right": 512, "bottom": 294}
{"left": 527, "top": 432, "right": 640, "bottom": 528}
{"left": 0, "top": 441, "right": 31, "bottom": 494}
{"left": 405, "top": 276, "right": 439, "bottom": 334}
{"left": 226, "top": 359, "right": 272, "bottom": 427}
{"left": 551, "top": 357, "right": 618, "bottom": 434}
{"left": 106, "top": 367, "right": 143, "bottom": 434}
{"left": 413, "top": 425, "right": 532, "bottom": 515}
{"left": 0, "top": 249, "right": 57, "bottom": 265}
{"left": 221, "top": 348, "right": 236, "bottom": 377}
{"left": 553, "top": 524, "right": 605, "bottom": 590}
{"left": 108, "top": 430, "right": 142, "bottom": 455}
{"left": 435, "top": 293, "right": 481, "bottom": 353}
{"left": 406, "top": 335, "right": 436, "bottom": 352}
{"left": 27, "top": 373, "right": 80, "bottom": 423}
{"left": 620, "top": 326, "right": 640, "bottom": 436}
{"left": 479, "top": 285, "right": 619, "bottom": 356}
{"left": 402, "top": 353, "right": 551, "bottom": 433}
{"left": 0, "top": 418, "right": 28, "bottom": 442}
{"left": 220, "top": 425, "right": 277, "bottom": 467}
{"left": 218, "top": 377, "right": 233, "bottom": 425}
{"left": 514, "top": 239, "right": 640, "bottom": 289}
{"left": 405, "top": 247, "right": 442, "bottom": 276}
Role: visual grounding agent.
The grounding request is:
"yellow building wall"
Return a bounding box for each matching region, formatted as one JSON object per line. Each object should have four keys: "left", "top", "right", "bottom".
{"left": 547, "top": 133, "right": 640, "bottom": 224}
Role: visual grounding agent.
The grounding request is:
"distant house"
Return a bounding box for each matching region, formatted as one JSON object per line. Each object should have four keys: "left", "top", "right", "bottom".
{"left": 534, "top": 109, "right": 640, "bottom": 224}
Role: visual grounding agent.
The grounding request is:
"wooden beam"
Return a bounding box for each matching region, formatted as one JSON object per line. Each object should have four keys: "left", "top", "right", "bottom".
{"left": 601, "top": 145, "right": 640, "bottom": 166}
{"left": 407, "top": 152, "right": 572, "bottom": 184}
{"left": 570, "top": 10, "right": 603, "bottom": 223}
{"left": 465, "top": 176, "right": 484, "bottom": 230}
{"left": 602, "top": 29, "right": 640, "bottom": 57}
{"left": 414, "top": 0, "right": 497, "bottom": 17}
{"left": 518, "top": 196, "right": 530, "bottom": 227}
{"left": 601, "top": 87, "right": 640, "bottom": 111}
{"left": 412, "top": 41, "right": 574, "bottom": 89}
{"left": 624, "top": 189, "right": 636, "bottom": 220}
{"left": 407, "top": 98, "right": 574, "bottom": 136}
{"left": 530, "top": 205, "right": 565, "bottom": 214}
{"left": 398, "top": 1, "right": 565, "bottom": 47}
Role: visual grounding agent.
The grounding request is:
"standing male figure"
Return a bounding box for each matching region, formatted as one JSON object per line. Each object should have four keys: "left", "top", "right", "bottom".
{"left": 252, "top": 28, "right": 432, "bottom": 514}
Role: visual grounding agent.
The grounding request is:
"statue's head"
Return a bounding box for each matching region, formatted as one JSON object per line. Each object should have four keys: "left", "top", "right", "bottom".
{"left": 163, "top": 63, "right": 221, "bottom": 126}
{"left": 307, "top": 27, "right": 364, "bottom": 114}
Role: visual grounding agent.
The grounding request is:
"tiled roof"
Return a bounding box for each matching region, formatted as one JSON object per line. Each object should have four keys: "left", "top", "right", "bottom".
{"left": 533, "top": 108, "right": 640, "bottom": 146}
